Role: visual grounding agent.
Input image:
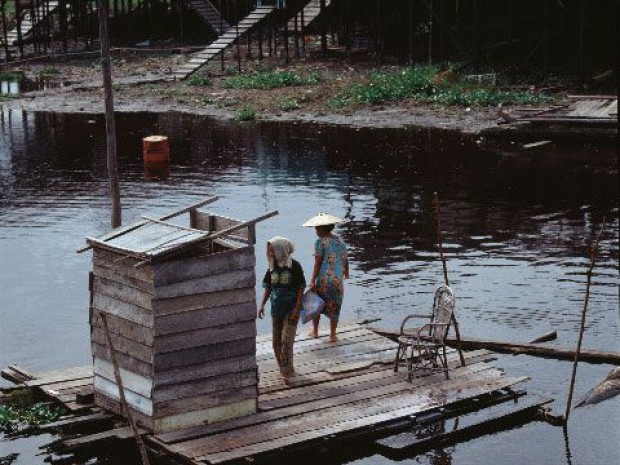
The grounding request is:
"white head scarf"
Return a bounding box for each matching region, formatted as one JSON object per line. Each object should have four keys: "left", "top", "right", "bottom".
{"left": 267, "top": 236, "right": 295, "bottom": 271}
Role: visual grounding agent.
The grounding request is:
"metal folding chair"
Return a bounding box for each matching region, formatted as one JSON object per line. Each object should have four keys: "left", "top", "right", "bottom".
{"left": 394, "top": 285, "right": 455, "bottom": 381}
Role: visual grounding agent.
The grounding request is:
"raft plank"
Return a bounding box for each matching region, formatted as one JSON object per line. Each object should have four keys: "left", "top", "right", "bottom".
{"left": 153, "top": 337, "right": 256, "bottom": 372}
{"left": 154, "top": 301, "right": 256, "bottom": 336}
{"left": 153, "top": 370, "right": 258, "bottom": 403}
{"left": 186, "top": 375, "right": 527, "bottom": 461}
{"left": 153, "top": 267, "right": 255, "bottom": 300}
{"left": 94, "top": 358, "right": 153, "bottom": 398}
{"left": 157, "top": 357, "right": 493, "bottom": 444}
{"left": 91, "top": 342, "right": 153, "bottom": 378}
{"left": 152, "top": 287, "right": 255, "bottom": 317}
{"left": 153, "top": 246, "right": 255, "bottom": 285}
{"left": 93, "top": 249, "right": 154, "bottom": 282}
{"left": 92, "top": 293, "right": 153, "bottom": 327}
{"left": 91, "top": 327, "right": 153, "bottom": 363}
{"left": 154, "top": 354, "right": 258, "bottom": 386}
{"left": 93, "top": 264, "right": 155, "bottom": 293}
{"left": 154, "top": 321, "right": 256, "bottom": 353}
{"left": 154, "top": 385, "right": 258, "bottom": 418}
{"left": 376, "top": 395, "right": 551, "bottom": 454}
{"left": 93, "top": 275, "right": 153, "bottom": 309}
{"left": 92, "top": 310, "right": 154, "bottom": 346}
{"left": 24, "top": 366, "right": 93, "bottom": 387}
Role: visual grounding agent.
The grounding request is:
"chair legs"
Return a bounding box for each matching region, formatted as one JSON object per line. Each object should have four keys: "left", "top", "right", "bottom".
{"left": 394, "top": 342, "right": 450, "bottom": 381}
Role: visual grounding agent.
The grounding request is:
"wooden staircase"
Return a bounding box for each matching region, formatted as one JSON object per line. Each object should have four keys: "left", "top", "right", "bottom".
{"left": 287, "top": 0, "right": 331, "bottom": 30}
{"left": 173, "top": 5, "right": 275, "bottom": 80}
{"left": 0, "top": 0, "right": 60, "bottom": 61}
{"left": 188, "top": 0, "right": 230, "bottom": 35}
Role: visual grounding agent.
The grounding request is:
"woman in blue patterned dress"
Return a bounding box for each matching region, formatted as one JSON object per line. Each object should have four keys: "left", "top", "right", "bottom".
{"left": 303, "top": 213, "right": 349, "bottom": 342}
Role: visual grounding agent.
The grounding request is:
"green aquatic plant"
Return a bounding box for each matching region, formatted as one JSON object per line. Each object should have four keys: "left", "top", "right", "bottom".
{"left": 0, "top": 389, "right": 64, "bottom": 432}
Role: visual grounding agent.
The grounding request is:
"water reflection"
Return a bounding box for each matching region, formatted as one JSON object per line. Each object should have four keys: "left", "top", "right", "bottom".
{"left": 0, "top": 107, "right": 618, "bottom": 465}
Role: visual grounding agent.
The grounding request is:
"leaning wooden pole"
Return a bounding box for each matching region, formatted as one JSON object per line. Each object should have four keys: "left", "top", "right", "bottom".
{"left": 434, "top": 192, "right": 466, "bottom": 366}
{"left": 100, "top": 312, "right": 152, "bottom": 465}
{"left": 98, "top": 0, "right": 122, "bottom": 228}
{"left": 564, "top": 218, "right": 606, "bottom": 423}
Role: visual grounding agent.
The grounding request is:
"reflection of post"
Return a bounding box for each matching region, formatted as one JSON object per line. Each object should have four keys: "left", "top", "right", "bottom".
{"left": 564, "top": 218, "right": 606, "bottom": 422}
{"left": 97, "top": 0, "right": 122, "bottom": 228}
{"left": 434, "top": 192, "right": 465, "bottom": 367}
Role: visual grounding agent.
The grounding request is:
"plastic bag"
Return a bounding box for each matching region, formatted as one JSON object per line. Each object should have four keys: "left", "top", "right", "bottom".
{"left": 301, "top": 290, "right": 325, "bottom": 324}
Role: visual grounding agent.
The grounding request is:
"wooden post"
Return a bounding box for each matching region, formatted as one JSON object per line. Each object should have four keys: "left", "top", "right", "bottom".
{"left": 434, "top": 192, "right": 466, "bottom": 367}
{"left": 1, "top": 0, "right": 9, "bottom": 62}
{"left": 15, "top": 0, "right": 23, "bottom": 58}
{"left": 98, "top": 0, "right": 122, "bottom": 228}
{"left": 577, "top": 0, "right": 585, "bottom": 83}
{"left": 99, "top": 312, "right": 151, "bottom": 465}
{"left": 220, "top": 0, "right": 224, "bottom": 71}
{"left": 564, "top": 218, "right": 606, "bottom": 422}
{"left": 320, "top": 0, "right": 327, "bottom": 56}
{"left": 428, "top": 0, "right": 433, "bottom": 65}
{"left": 235, "top": 0, "right": 241, "bottom": 73}
{"left": 300, "top": 5, "right": 305, "bottom": 57}
{"left": 406, "top": 0, "right": 414, "bottom": 65}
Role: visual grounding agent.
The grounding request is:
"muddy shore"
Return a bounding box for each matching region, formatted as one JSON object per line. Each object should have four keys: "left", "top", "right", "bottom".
{"left": 1, "top": 54, "right": 523, "bottom": 133}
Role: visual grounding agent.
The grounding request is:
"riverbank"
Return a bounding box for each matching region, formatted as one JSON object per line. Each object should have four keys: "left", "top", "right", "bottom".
{"left": 0, "top": 54, "right": 560, "bottom": 134}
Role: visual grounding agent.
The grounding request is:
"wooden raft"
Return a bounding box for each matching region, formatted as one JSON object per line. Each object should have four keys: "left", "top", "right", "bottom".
{"left": 4, "top": 325, "right": 530, "bottom": 464}
{"left": 148, "top": 325, "right": 526, "bottom": 464}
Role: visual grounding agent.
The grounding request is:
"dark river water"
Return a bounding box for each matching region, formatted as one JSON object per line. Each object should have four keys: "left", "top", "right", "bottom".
{"left": 0, "top": 108, "right": 618, "bottom": 465}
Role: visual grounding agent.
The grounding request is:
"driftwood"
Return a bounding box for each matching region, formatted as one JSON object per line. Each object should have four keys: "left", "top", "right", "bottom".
{"left": 368, "top": 328, "right": 620, "bottom": 365}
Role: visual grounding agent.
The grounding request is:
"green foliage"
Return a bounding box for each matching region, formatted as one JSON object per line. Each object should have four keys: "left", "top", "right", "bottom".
{"left": 337, "top": 66, "right": 553, "bottom": 107}
{"left": 0, "top": 402, "right": 64, "bottom": 432}
{"left": 235, "top": 107, "right": 257, "bottom": 121}
{"left": 223, "top": 70, "right": 323, "bottom": 90}
{"left": 0, "top": 71, "right": 23, "bottom": 82}
{"left": 276, "top": 98, "right": 300, "bottom": 111}
{"left": 188, "top": 76, "right": 212, "bottom": 86}
{"left": 327, "top": 96, "right": 349, "bottom": 109}
{"left": 39, "top": 67, "right": 60, "bottom": 77}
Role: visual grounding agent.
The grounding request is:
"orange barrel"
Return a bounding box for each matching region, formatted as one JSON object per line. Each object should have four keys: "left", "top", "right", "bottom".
{"left": 143, "top": 135, "right": 170, "bottom": 180}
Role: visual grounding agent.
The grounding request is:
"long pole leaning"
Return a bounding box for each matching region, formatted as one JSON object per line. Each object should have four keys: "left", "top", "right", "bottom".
{"left": 100, "top": 312, "right": 152, "bottom": 465}
{"left": 564, "top": 218, "right": 606, "bottom": 423}
{"left": 98, "top": 0, "right": 122, "bottom": 228}
{"left": 434, "top": 192, "right": 466, "bottom": 366}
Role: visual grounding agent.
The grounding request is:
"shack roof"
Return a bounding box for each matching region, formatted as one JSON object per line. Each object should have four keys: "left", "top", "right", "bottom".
{"left": 85, "top": 218, "right": 208, "bottom": 260}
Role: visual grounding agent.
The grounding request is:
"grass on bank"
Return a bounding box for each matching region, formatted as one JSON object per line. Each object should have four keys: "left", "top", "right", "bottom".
{"left": 336, "top": 66, "right": 554, "bottom": 107}
{"left": 235, "top": 107, "right": 257, "bottom": 121}
{"left": 223, "top": 70, "right": 323, "bottom": 90}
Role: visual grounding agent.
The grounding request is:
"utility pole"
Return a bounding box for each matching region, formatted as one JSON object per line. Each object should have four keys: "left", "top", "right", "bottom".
{"left": 97, "top": 0, "right": 122, "bottom": 228}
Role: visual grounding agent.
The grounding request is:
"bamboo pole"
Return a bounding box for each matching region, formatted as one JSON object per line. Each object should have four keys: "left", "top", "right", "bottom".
{"left": 99, "top": 313, "right": 151, "bottom": 465}
{"left": 98, "top": 0, "right": 122, "bottom": 228}
{"left": 434, "top": 192, "right": 466, "bottom": 367}
{"left": 564, "top": 218, "right": 606, "bottom": 422}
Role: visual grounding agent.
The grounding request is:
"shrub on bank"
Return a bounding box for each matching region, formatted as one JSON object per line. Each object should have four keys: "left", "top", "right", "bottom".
{"left": 223, "top": 70, "right": 323, "bottom": 90}
{"left": 337, "top": 66, "right": 553, "bottom": 107}
{"left": 235, "top": 107, "right": 257, "bottom": 121}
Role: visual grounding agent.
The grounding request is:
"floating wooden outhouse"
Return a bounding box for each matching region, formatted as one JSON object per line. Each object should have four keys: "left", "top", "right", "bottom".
{"left": 83, "top": 198, "right": 276, "bottom": 433}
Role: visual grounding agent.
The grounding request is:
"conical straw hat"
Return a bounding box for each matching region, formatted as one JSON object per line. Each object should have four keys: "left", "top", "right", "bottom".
{"left": 302, "top": 212, "right": 344, "bottom": 227}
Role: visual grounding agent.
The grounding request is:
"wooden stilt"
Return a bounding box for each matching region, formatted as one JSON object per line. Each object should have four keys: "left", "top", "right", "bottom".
{"left": 97, "top": 0, "right": 122, "bottom": 229}
{"left": 434, "top": 192, "right": 466, "bottom": 367}
{"left": 564, "top": 218, "right": 606, "bottom": 422}
{"left": 99, "top": 312, "right": 151, "bottom": 465}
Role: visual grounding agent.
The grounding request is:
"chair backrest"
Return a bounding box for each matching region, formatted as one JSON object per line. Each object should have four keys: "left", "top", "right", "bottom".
{"left": 430, "top": 285, "right": 455, "bottom": 342}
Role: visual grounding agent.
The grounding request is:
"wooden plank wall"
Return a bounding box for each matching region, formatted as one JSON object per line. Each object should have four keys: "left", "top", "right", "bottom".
{"left": 91, "top": 243, "right": 259, "bottom": 433}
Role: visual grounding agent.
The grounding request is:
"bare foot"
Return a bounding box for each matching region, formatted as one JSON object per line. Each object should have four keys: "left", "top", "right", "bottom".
{"left": 328, "top": 334, "right": 338, "bottom": 343}
{"left": 309, "top": 330, "right": 318, "bottom": 338}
